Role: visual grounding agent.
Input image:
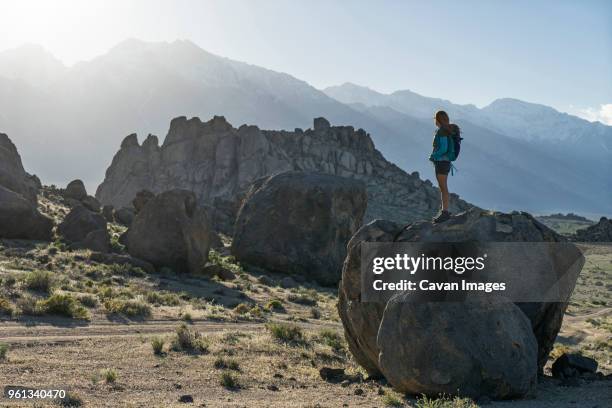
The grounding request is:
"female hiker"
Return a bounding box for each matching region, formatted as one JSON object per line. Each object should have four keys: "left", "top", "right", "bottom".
{"left": 429, "top": 110, "right": 460, "bottom": 223}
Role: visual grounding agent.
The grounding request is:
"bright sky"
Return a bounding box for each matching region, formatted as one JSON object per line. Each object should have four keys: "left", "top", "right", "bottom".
{"left": 1, "top": 0, "right": 611, "bottom": 122}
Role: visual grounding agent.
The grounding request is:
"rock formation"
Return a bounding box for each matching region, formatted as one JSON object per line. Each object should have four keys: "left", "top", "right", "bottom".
{"left": 96, "top": 116, "right": 473, "bottom": 231}
{"left": 0, "top": 133, "right": 53, "bottom": 240}
{"left": 64, "top": 179, "right": 87, "bottom": 201}
{"left": 574, "top": 217, "right": 612, "bottom": 242}
{"left": 0, "top": 133, "right": 40, "bottom": 204}
{"left": 125, "top": 189, "right": 211, "bottom": 274}
{"left": 58, "top": 205, "right": 109, "bottom": 251}
{"left": 231, "top": 171, "right": 367, "bottom": 285}
{"left": 338, "top": 208, "right": 584, "bottom": 398}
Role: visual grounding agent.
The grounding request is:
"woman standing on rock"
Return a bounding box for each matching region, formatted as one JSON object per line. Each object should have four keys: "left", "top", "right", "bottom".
{"left": 429, "top": 110, "right": 461, "bottom": 223}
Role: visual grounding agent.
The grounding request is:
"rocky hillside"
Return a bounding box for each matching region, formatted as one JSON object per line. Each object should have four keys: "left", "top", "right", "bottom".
{"left": 96, "top": 116, "right": 473, "bottom": 227}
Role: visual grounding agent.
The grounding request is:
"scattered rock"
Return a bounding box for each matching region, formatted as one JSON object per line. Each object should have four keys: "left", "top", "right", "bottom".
{"left": 0, "top": 185, "right": 53, "bottom": 240}
{"left": 125, "top": 189, "right": 211, "bottom": 274}
{"left": 232, "top": 171, "right": 367, "bottom": 286}
{"left": 58, "top": 205, "right": 107, "bottom": 243}
{"left": 114, "top": 207, "right": 135, "bottom": 226}
{"left": 203, "top": 264, "right": 235, "bottom": 281}
{"left": 80, "top": 229, "right": 110, "bottom": 253}
{"left": 319, "top": 367, "right": 346, "bottom": 383}
{"left": 257, "top": 275, "right": 275, "bottom": 286}
{"left": 280, "top": 276, "right": 298, "bottom": 289}
{"left": 132, "top": 189, "right": 155, "bottom": 213}
{"left": 266, "top": 385, "right": 279, "bottom": 392}
{"left": 354, "top": 388, "right": 364, "bottom": 396}
{"left": 64, "top": 179, "right": 87, "bottom": 201}
{"left": 552, "top": 353, "right": 598, "bottom": 379}
{"left": 178, "top": 394, "right": 193, "bottom": 403}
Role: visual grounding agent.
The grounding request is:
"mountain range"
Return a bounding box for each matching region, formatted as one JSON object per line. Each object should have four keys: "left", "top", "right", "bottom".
{"left": 0, "top": 39, "right": 609, "bottom": 217}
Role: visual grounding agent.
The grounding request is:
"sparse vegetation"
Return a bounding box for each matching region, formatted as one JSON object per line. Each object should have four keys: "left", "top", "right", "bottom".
{"left": 172, "top": 323, "right": 209, "bottom": 353}
{"left": 104, "top": 298, "right": 151, "bottom": 318}
{"left": 37, "top": 293, "right": 89, "bottom": 319}
{"left": 0, "top": 297, "right": 14, "bottom": 316}
{"left": 415, "top": 394, "right": 478, "bottom": 408}
{"left": 220, "top": 371, "right": 239, "bottom": 389}
{"left": 151, "top": 337, "right": 165, "bottom": 355}
{"left": 0, "top": 342, "right": 8, "bottom": 360}
{"left": 24, "top": 270, "right": 54, "bottom": 292}
{"left": 265, "top": 298, "right": 285, "bottom": 312}
{"left": 382, "top": 391, "right": 404, "bottom": 407}
{"left": 214, "top": 357, "right": 240, "bottom": 371}
{"left": 55, "top": 392, "right": 83, "bottom": 407}
{"left": 267, "top": 322, "right": 304, "bottom": 344}
{"left": 102, "top": 368, "right": 118, "bottom": 383}
{"left": 318, "top": 329, "right": 344, "bottom": 352}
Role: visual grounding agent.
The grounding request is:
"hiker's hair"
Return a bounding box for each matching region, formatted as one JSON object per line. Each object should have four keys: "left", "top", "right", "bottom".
{"left": 435, "top": 110, "right": 460, "bottom": 135}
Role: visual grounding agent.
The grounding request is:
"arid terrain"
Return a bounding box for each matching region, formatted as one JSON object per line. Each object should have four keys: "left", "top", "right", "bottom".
{"left": 0, "top": 189, "right": 610, "bottom": 407}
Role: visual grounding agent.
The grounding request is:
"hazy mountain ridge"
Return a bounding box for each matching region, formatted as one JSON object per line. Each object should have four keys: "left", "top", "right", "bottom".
{"left": 0, "top": 40, "right": 609, "bottom": 216}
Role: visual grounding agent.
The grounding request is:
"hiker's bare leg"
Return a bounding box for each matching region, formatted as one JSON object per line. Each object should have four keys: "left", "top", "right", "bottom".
{"left": 436, "top": 173, "right": 449, "bottom": 211}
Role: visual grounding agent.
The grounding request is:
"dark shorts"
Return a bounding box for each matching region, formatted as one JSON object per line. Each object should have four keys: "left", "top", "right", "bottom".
{"left": 434, "top": 161, "right": 451, "bottom": 175}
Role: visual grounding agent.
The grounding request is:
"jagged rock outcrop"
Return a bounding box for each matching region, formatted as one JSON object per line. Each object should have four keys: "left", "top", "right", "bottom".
{"left": 231, "top": 171, "right": 367, "bottom": 285}
{"left": 64, "top": 179, "right": 87, "bottom": 201}
{"left": 574, "top": 217, "right": 612, "bottom": 242}
{"left": 0, "top": 133, "right": 52, "bottom": 240}
{"left": 125, "top": 189, "right": 211, "bottom": 274}
{"left": 96, "top": 116, "right": 473, "bottom": 231}
{"left": 338, "top": 208, "right": 584, "bottom": 398}
{"left": 0, "top": 133, "right": 40, "bottom": 204}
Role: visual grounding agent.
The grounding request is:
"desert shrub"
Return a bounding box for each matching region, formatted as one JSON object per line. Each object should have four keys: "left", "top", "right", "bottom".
{"left": 309, "top": 307, "right": 321, "bottom": 319}
{"left": 415, "top": 394, "right": 478, "bottom": 408}
{"left": 102, "top": 368, "right": 117, "bottom": 383}
{"left": 151, "top": 337, "right": 165, "bottom": 355}
{"left": 265, "top": 299, "right": 285, "bottom": 312}
{"left": 24, "top": 270, "right": 53, "bottom": 292}
{"left": 318, "top": 329, "right": 344, "bottom": 352}
{"left": 267, "top": 323, "right": 304, "bottom": 344}
{"left": 181, "top": 311, "right": 193, "bottom": 322}
{"left": 219, "top": 372, "right": 239, "bottom": 389}
{"left": 2, "top": 274, "right": 17, "bottom": 288}
{"left": 214, "top": 357, "right": 240, "bottom": 370}
{"left": 0, "top": 297, "right": 14, "bottom": 316}
{"left": 287, "top": 293, "right": 317, "bottom": 306}
{"left": 0, "top": 342, "right": 8, "bottom": 359}
{"left": 16, "top": 294, "right": 39, "bottom": 315}
{"left": 77, "top": 294, "right": 98, "bottom": 308}
{"left": 233, "top": 303, "right": 250, "bottom": 315}
{"left": 171, "top": 323, "right": 209, "bottom": 353}
{"left": 104, "top": 298, "right": 151, "bottom": 318}
{"left": 249, "top": 305, "right": 263, "bottom": 318}
{"left": 145, "top": 291, "right": 180, "bottom": 306}
{"left": 37, "top": 293, "right": 89, "bottom": 319}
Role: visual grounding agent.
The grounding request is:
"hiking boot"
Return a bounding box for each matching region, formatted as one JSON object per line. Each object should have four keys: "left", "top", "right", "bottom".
{"left": 433, "top": 210, "right": 451, "bottom": 224}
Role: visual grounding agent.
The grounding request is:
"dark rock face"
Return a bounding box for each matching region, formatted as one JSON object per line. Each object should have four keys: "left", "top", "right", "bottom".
{"left": 82, "top": 195, "right": 101, "bottom": 213}
{"left": 96, "top": 116, "right": 473, "bottom": 232}
{"left": 232, "top": 172, "right": 367, "bottom": 286}
{"left": 58, "top": 205, "right": 107, "bottom": 243}
{"left": 115, "top": 207, "right": 135, "bottom": 226}
{"left": 132, "top": 190, "right": 155, "bottom": 213}
{"left": 575, "top": 217, "right": 612, "bottom": 242}
{"left": 378, "top": 297, "right": 537, "bottom": 398}
{"left": 125, "top": 189, "right": 211, "bottom": 274}
{"left": 338, "top": 209, "right": 584, "bottom": 398}
{"left": 0, "top": 133, "right": 39, "bottom": 204}
{"left": 81, "top": 229, "right": 111, "bottom": 253}
{"left": 64, "top": 179, "right": 88, "bottom": 201}
{"left": 102, "top": 205, "right": 114, "bottom": 222}
{"left": 0, "top": 185, "right": 53, "bottom": 240}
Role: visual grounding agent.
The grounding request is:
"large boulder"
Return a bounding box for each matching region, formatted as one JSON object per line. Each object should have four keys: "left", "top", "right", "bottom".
{"left": 132, "top": 189, "right": 155, "bottom": 213}
{"left": 338, "top": 208, "right": 584, "bottom": 398}
{"left": 58, "top": 205, "right": 107, "bottom": 243}
{"left": 0, "top": 185, "right": 53, "bottom": 240}
{"left": 125, "top": 189, "right": 211, "bottom": 274}
{"left": 232, "top": 171, "right": 367, "bottom": 286}
{"left": 378, "top": 296, "right": 537, "bottom": 398}
{"left": 0, "top": 133, "right": 39, "bottom": 204}
{"left": 115, "top": 207, "right": 135, "bottom": 226}
{"left": 64, "top": 179, "right": 87, "bottom": 201}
